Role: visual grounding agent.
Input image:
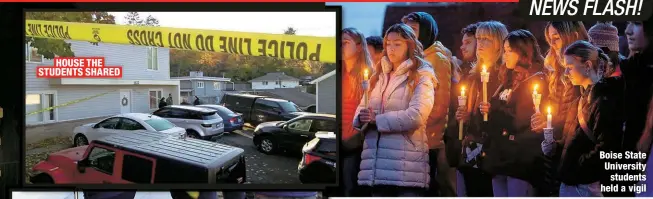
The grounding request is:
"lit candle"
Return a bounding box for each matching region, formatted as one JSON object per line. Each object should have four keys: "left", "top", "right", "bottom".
{"left": 533, "top": 84, "right": 542, "bottom": 113}
{"left": 547, "top": 106, "right": 552, "bottom": 128}
{"left": 480, "top": 65, "right": 489, "bottom": 121}
{"left": 533, "top": 84, "right": 538, "bottom": 96}
{"left": 364, "top": 69, "right": 369, "bottom": 80}
{"left": 458, "top": 86, "right": 467, "bottom": 140}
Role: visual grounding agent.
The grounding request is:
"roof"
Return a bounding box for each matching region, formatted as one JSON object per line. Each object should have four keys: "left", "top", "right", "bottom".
{"left": 309, "top": 70, "right": 336, "bottom": 84}
{"left": 171, "top": 77, "right": 232, "bottom": 82}
{"left": 167, "top": 105, "right": 216, "bottom": 113}
{"left": 248, "top": 72, "right": 300, "bottom": 82}
{"left": 224, "top": 93, "right": 268, "bottom": 99}
{"left": 259, "top": 88, "right": 316, "bottom": 107}
{"left": 95, "top": 131, "right": 244, "bottom": 168}
{"left": 114, "top": 113, "right": 163, "bottom": 121}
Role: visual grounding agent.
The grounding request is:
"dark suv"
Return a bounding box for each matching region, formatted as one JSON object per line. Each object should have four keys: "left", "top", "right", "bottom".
{"left": 220, "top": 93, "right": 310, "bottom": 125}
{"left": 30, "top": 131, "right": 246, "bottom": 184}
{"left": 298, "top": 131, "right": 337, "bottom": 184}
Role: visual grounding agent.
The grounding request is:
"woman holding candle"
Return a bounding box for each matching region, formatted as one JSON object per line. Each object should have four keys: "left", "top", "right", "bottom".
{"left": 478, "top": 29, "right": 549, "bottom": 197}
{"left": 453, "top": 21, "right": 507, "bottom": 197}
{"left": 341, "top": 27, "right": 373, "bottom": 197}
{"left": 353, "top": 23, "right": 436, "bottom": 197}
{"left": 543, "top": 40, "right": 625, "bottom": 197}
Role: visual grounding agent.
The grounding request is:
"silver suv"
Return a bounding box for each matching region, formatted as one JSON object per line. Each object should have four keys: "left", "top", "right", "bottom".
{"left": 152, "top": 105, "right": 224, "bottom": 139}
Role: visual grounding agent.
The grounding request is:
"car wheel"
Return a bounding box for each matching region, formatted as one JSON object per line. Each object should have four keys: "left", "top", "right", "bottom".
{"left": 258, "top": 137, "right": 275, "bottom": 154}
{"left": 74, "top": 134, "right": 89, "bottom": 147}
{"left": 186, "top": 130, "right": 201, "bottom": 139}
{"left": 30, "top": 173, "right": 54, "bottom": 184}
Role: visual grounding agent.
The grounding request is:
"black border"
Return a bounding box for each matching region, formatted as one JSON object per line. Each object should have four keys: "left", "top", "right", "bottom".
{"left": 0, "top": 2, "right": 342, "bottom": 193}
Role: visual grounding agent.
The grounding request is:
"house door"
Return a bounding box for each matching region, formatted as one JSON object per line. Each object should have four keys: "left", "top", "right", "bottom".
{"left": 120, "top": 90, "right": 132, "bottom": 114}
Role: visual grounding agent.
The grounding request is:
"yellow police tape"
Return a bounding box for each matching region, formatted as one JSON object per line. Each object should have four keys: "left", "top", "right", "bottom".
{"left": 25, "top": 20, "right": 336, "bottom": 63}
{"left": 26, "top": 89, "right": 117, "bottom": 116}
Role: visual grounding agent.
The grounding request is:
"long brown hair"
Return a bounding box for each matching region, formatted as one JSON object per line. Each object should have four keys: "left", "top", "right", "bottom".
{"left": 475, "top": 21, "right": 509, "bottom": 73}
{"left": 499, "top": 29, "right": 545, "bottom": 87}
{"left": 544, "top": 22, "right": 589, "bottom": 73}
{"left": 342, "top": 27, "right": 373, "bottom": 99}
{"left": 370, "top": 23, "right": 429, "bottom": 96}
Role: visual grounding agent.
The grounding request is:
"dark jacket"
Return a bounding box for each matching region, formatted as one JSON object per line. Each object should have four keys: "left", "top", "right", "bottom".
{"left": 481, "top": 70, "right": 548, "bottom": 183}
{"left": 83, "top": 192, "right": 136, "bottom": 199}
{"left": 556, "top": 77, "right": 625, "bottom": 185}
{"left": 193, "top": 98, "right": 201, "bottom": 105}
{"left": 623, "top": 47, "right": 653, "bottom": 152}
{"left": 158, "top": 99, "right": 167, "bottom": 108}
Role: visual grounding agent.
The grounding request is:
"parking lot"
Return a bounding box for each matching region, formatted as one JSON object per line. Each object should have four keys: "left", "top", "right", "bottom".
{"left": 25, "top": 124, "right": 302, "bottom": 184}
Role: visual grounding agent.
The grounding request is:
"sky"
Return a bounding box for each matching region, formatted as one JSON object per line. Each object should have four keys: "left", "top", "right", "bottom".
{"left": 326, "top": 2, "right": 391, "bottom": 37}
{"left": 109, "top": 12, "right": 336, "bottom": 37}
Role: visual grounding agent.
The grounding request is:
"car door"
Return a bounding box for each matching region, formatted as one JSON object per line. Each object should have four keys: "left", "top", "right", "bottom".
{"left": 77, "top": 146, "right": 119, "bottom": 184}
{"left": 88, "top": 118, "right": 122, "bottom": 141}
{"left": 284, "top": 119, "right": 314, "bottom": 150}
{"left": 252, "top": 100, "right": 271, "bottom": 125}
{"left": 119, "top": 152, "right": 156, "bottom": 184}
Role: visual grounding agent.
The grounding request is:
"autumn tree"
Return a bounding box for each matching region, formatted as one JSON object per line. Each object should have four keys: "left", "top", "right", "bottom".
{"left": 124, "top": 12, "right": 160, "bottom": 27}
{"left": 25, "top": 12, "right": 116, "bottom": 59}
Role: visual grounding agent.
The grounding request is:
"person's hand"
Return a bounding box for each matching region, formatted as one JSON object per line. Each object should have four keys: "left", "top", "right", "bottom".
{"left": 455, "top": 105, "right": 471, "bottom": 121}
{"left": 531, "top": 112, "right": 546, "bottom": 133}
{"left": 541, "top": 140, "right": 555, "bottom": 156}
{"left": 359, "top": 108, "right": 376, "bottom": 123}
{"left": 479, "top": 102, "right": 491, "bottom": 115}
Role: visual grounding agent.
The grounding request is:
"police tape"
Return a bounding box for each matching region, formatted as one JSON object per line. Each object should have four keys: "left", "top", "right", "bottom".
{"left": 26, "top": 89, "right": 117, "bottom": 116}
{"left": 25, "top": 20, "right": 336, "bottom": 63}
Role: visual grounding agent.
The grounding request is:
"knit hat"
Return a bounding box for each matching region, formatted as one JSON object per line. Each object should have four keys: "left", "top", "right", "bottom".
{"left": 588, "top": 21, "right": 620, "bottom": 52}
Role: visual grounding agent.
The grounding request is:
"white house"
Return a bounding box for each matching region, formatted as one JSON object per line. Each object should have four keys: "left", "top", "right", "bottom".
{"left": 309, "top": 70, "right": 336, "bottom": 114}
{"left": 172, "top": 71, "right": 232, "bottom": 104}
{"left": 249, "top": 72, "right": 300, "bottom": 90}
{"left": 25, "top": 40, "right": 180, "bottom": 125}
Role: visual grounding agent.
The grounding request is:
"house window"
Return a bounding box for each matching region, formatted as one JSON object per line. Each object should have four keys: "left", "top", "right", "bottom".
{"left": 149, "top": 90, "right": 162, "bottom": 109}
{"left": 197, "top": 82, "right": 205, "bottom": 88}
{"left": 213, "top": 82, "right": 221, "bottom": 90}
{"left": 147, "top": 47, "right": 158, "bottom": 70}
{"left": 262, "top": 81, "right": 268, "bottom": 85}
{"left": 275, "top": 81, "right": 281, "bottom": 85}
{"left": 25, "top": 43, "right": 44, "bottom": 63}
{"left": 26, "top": 92, "right": 56, "bottom": 124}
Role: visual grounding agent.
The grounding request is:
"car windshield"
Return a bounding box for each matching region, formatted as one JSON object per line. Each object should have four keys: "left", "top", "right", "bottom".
{"left": 144, "top": 118, "right": 176, "bottom": 131}
{"left": 279, "top": 101, "right": 302, "bottom": 112}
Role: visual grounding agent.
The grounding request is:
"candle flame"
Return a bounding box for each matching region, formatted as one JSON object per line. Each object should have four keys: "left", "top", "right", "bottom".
{"left": 363, "top": 69, "right": 369, "bottom": 79}
{"left": 461, "top": 86, "right": 466, "bottom": 95}
{"left": 482, "top": 65, "right": 487, "bottom": 73}
{"left": 547, "top": 106, "right": 551, "bottom": 114}
{"left": 534, "top": 84, "right": 538, "bottom": 91}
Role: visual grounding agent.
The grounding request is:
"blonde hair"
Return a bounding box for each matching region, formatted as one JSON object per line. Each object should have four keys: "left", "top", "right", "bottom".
{"left": 475, "top": 21, "right": 509, "bottom": 71}
{"left": 342, "top": 27, "right": 373, "bottom": 99}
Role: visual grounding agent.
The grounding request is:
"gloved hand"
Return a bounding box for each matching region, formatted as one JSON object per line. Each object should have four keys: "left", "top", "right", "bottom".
{"left": 541, "top": 140, "right": 555, "bottom": 156}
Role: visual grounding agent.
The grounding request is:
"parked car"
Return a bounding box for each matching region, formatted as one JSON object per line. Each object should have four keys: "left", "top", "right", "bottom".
{"left": 220, "top": 93, "right": 311, "bottom": 126}
{"left": 298, "top": 131, "right": 336, "bottom": 184}
{"left": 252, "top": 113, "right": 336, "bottom": 154}
{"left": 30, "top": 131, "right": 246, "bottom": 184}
{"left": 197, "top": 104, "right": 245, "bottom": 133}
{"left": 152, "top": 105, "right": 224, "bottom": 140}
{"left": 71, "top": 113, "right": 186, "bottom": 147}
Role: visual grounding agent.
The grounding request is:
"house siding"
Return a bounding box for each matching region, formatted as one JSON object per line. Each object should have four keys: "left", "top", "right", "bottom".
{"left": 192, "top": 80, "right": 227, "bottom": 103}
{"left": 317, "top": 75, "right": 336, "bottom": 114}
{"left": 252, "top": 80, "right": 299, "bottom": 90}
{"left": 25, "top": 40, "right": 177, "bottom": 125}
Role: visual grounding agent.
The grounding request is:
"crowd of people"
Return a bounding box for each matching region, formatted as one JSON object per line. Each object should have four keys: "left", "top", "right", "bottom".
{"left": 341, "top": 12, "right": 653, "bottom": 197}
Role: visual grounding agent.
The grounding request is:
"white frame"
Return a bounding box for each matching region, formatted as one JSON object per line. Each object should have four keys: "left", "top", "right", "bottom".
{"left": 25, "top": 90, "right": 59, "bottom": 125}
{"left": 197, "top": 81, "right": 205, "bottom": 88}
{"left": 25, "top": 42, "right": 45, "bottom": 63}
{"left": 213, "top": 82, "right": 221, "bottom": 90}
{"left": 119, "top": 89, "right": 133, "bottom": 113}
{"left": 148, "top": 89, "right": 163, "bottom": 110}
{"left": 147, "top": 47, "right": 159, "bottom": 71}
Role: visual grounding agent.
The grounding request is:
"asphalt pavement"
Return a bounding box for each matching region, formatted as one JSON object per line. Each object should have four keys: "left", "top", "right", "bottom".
{"left": 212, "top": 128, "right": 302, "bottom": 184}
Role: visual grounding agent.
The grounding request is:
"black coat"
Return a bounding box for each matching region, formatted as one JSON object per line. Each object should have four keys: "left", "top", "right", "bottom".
{"left": 622, "top": 47, "right": 653, "bottom": 152}
{"left": 481, "top": 71, "right": 548, "bottom": 183}
{"left": 556, "top": 77, "right": 625, "bottom": 185}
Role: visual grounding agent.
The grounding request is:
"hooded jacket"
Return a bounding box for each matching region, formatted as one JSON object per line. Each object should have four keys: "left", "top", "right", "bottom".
{"left": 353, "top": 57, "right": 436, "bottom": 188}
{"left": 407, "top": 12, "right": 454, "bottom": 149}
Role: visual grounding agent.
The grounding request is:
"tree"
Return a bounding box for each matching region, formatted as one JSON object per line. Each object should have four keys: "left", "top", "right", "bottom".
{"left": 284, "top": 27, "right": 297, "bottom": 35}
{"left": 25, "top": 12, "right": 116, "bottom": 59}
{"left": 124, "top": 12, "right": 159, "bottom": 26}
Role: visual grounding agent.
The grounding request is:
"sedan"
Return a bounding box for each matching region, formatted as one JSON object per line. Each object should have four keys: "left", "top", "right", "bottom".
{"left": 197, "top": 104, "right": 245, "bottom": 133}
{"left": 253, "top": 113, "right": 336, "bottom": 154}
{"left": 72, "top": 113, "right": 186, "bottom": 146}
